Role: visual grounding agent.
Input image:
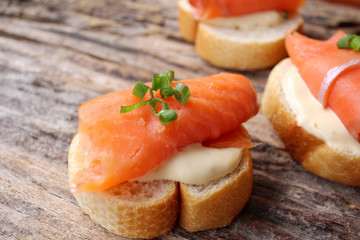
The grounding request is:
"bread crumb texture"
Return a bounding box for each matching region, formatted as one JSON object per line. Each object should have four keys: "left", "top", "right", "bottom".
{"left": 74, "top": 181, "right": 179, "bottom": 239}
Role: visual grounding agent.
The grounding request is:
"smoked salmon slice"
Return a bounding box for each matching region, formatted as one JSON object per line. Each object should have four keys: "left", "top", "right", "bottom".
{"left": 189, "top": 0, "right": 305, "bottom": 19}
{"left": 71, "top": 73, "right": 259, "bottom": 193}
{"left": 286, "top": 31, "right": 360, "bottom": 142}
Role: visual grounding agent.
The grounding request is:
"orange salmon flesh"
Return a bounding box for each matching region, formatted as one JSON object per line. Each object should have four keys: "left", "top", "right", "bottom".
{"left": 71, "top": 73, "right": 259, "bottom": 193}
{"left": 286, "top": 31, "right": 360, "bottom": 142}
{"left": 189, "top": 0, "right": 305, "bottom": 19}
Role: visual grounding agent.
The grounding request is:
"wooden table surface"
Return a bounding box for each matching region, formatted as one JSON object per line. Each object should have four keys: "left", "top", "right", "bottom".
{"left": 1, "top": 0, "right": 360, "bottom": 239}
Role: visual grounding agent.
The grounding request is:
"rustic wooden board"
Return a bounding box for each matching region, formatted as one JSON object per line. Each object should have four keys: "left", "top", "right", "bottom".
{"left": 0, "top": 0, "right": 359, "bottom": 239}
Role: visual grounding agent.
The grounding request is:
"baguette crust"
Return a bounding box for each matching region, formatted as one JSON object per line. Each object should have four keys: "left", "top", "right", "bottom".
{"left": 178, "top": 0, "right": 198, "bottom": 42}
{"left": 195, "top": 14, "right": 303, "bottom": 70}
{"left": 179, "top": 149, "right": 252, "bottom": 232}
{"left": 69, "top": 133, "right": 253, "bottom": 238}
{"left": 69, "top": 136, "right": 179, "bottom": 239}
{"left": 177, "top": 0, "right": 303, "bottom": 70}
{"left": 73, "top": 181, "right": 179, "bottom": 239}
{"left": 262, "top": 59, "right": 360, "bottom": 186}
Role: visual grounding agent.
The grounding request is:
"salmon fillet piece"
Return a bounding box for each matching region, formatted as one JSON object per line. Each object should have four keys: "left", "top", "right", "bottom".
{"left": 286, "top": 31, "right": 360, "bottom": 142}
{"left": 189, "top": 0, "right": 304, "bottom": 19}
{"left": 71, "top": 73, "right": 259, "bottom": 193}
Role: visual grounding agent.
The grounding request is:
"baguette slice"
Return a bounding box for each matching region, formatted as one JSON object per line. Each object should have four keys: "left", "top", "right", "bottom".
{"left": 262, "top": 59, "right": 360, "bottom": 186}
{"left": 178, "top": 0, "right": 303, "bottom": 70}
{"left": 179, "top": 148, "right": 252, "bottom": 232}
{"left": 178, "top": 0, "right": 198, "bottom": 42}
{"left": 68, "top": 135, "right": 179, "bottom": 239}
{"left": 69, "top": 134, "right": 253, "bottom": 238}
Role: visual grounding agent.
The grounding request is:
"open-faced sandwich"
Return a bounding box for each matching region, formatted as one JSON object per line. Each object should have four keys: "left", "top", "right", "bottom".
{"left": 178, "top": 0, "right": 304, "bottom": 70}
{"left": 262, "top": 31, "right": 360, "bottom": 186}
{"left": 69, "top": 71, "right": 259, "bottom": 238}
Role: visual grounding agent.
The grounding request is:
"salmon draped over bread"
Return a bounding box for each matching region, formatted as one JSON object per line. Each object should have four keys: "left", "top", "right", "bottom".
{"left": 286, "top": 31, "right": 360, "bottom": 142}
{"left": 71, "top": 73, "right": 259, "bottom": 193}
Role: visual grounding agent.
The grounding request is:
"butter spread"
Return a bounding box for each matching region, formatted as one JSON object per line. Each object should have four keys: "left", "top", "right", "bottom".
{"left": 279, "top": 59, "right": 360, "bottom": 154}
{"left": 133, "top": 144, "right": 243, "bottom": 185}
{"left": 204, "top": 10, "right": 284, "bottom": 30}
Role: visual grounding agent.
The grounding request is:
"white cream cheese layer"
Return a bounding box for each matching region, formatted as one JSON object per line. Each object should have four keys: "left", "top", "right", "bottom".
{"left": 133, "top": 144, "right": 242, "bottom": 185}
{"left": 280, "top": 59, "right": 360, "bottom": 155}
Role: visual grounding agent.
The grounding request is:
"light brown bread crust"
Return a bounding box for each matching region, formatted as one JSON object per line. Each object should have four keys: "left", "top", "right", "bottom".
{"left": 177, "top": 0, "right": 303, "bottom": 70}
{"left": 73, "top": 181, "right": 179, "bottom": 239}
{"left": 262, "top": 59, "right": 360, "bottom": 186}
{"left": 195, "top": 14, "right": 303, "bottom": 70}
{"left": 68, "top": 135, "right": 180, "bottom": 239}
{"left": 69, "top": 131, "right": 253, "bottom": 238}
{"left": 178, "top": 0, "right": 198, "bottom": 42}
{"left": 179, "top": 149, "right": 252, "bottom": 232}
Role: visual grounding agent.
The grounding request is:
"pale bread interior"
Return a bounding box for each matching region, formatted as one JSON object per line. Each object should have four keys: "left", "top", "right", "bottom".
{"left": 199, "top": 13, "right": 303, "bottom": 43}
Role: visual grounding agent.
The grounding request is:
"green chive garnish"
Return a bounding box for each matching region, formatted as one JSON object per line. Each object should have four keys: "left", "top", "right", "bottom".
{"left": 159, "top": 70, "right": 174, "bottom": 81}
{"left": 150, "top": 98, "right": 168, "bottom": 116}
{"left": 174, "top": 83, "right": 190, "bottom": 104}
{"left": 350, "top": 36, "right": 360, "bottom": 51}
{"left": 132, "top": 81, "right": 150, "bottom": 99}
{"left": 337, "top": 34, "right": 360, "bottom": 51}
{"left": 160, "top": 86, "right": 174, "bottom": 99}
{"left": 158, "top": 109, "right": 178, "bottom": 125}
{"left": 151, "top": 74, "right": 164, "bottom": 91}
{"left": 152, "top": 71, "right": 174, "bottom": 91}
{"left": 120, "top": 100, "right": 151, "bottom": 113}
{"left": 120, "top": 70, "right": 190, "bottom": 125}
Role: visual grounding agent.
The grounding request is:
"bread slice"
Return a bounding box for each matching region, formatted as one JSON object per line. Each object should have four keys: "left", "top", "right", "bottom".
{"left": 179, "top": 148, "right": 252, "bottom": 232}
{"left": 68, "top": 136, "right": 179, "bottom": 239}
{"left": 178, "top": 0, "right": 198, "bottom": 42}
{"left": 262, "top": 59, "right": 360, "bottom": 186}
{"left": 177, "top": 0, "right": 303, "bottom": 70}
{"left": 73, "top": 181, "right": 179, "bottom": 239}
{"left": 69, "top": 134, "right": 253, "bottom": 238}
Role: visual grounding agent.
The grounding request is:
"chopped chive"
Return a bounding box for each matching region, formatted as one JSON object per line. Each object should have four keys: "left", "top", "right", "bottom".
{"left": 160, "top": 86, "right": 174, "bottom": 99}
{"left": 159, "top": 70, "right": 175, "bottom": 84}
{"left": 150, "top": 98, "right": 168, "bottom": 116}
{"left": 173, "top": 83, "right": 191, "bottom": 104}
{"left": 151, "top": 74, "right": 162, "bottom": 91}
{"left": 132, "top": 81, "right": 150, "bottom": 100}
{"left": 337, "top": 34, "right": 360, "bottom": 51}
{"left": 337, "top": 34, "right": 355, "bottom": 49}
{"left": 350, "top": 36, "right": 360, "bottom": 51}
{"left": 120, "top": 100, "right": 151, "bottom": 113}
{"left": 152, "top": 74, "right": 171, "bottom": 91}
{"left": 158, "top": 109, "right": 178, "bottom": 125}
{"left": 120, "top": 70, "right": 190, "bottom": 125}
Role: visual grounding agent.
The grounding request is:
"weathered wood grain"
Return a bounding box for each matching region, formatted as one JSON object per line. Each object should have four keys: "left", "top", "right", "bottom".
{"left": 0, "top": 0, "right": 359, "bottom": 239}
